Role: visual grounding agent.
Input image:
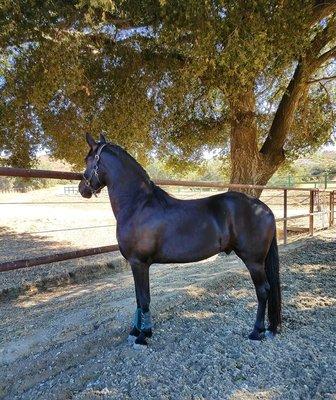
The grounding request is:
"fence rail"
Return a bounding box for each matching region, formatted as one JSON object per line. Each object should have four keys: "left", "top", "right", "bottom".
{"left": 1, "top": 167, "right": 334, "bottom": 192}
{"left": 0, "top": 166, "right": 335, "bottom": 272}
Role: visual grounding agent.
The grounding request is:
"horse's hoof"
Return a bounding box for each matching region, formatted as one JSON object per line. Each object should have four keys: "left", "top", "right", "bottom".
{"left": 143, "top": 328, "right": 152, "bottom": 338}
{"left": 248, "top": 330, "right": 265, "bottom": 341}
{"left": 133, "top": 342, "right": 148, "bottom": 350}
{"left": 265, "top": 330, "right": 276, "bottom": 339}
{"left": 134, "top": 331, "right": 149, "bottom": 346}
{"left": 133, "top": 333, "right": 148, "bottom": 350}
{"left": 129, "top": 327, "right": 141, "bottom": 337}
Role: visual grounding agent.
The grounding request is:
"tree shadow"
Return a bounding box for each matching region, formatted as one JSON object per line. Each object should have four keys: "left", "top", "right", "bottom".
{"left": 0, "top": 226, "right": 123, "bottom": 300}
{"left": 150, "top": 236, "right": 335, "bottom": 399}
{"left": 0, "top": 226, "right": 74, "bottom": 261}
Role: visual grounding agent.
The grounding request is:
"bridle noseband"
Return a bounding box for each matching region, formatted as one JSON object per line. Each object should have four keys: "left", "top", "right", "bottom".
{"left": 83, "top": 143, "right": 107, "bottom": 196}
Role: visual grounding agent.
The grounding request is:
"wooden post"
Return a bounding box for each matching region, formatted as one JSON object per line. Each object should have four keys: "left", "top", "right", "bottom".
{"left": 309, "top": 190, "right": 315, "bottom": 236}
{"left": 283, "top": 189, "right": 288, "bottom": 245}
{"left": 331, "top": 190, "right": 335, "bottom": 226}
{"left": 330, "top": 191, "right": 335, "bottom": 227}
{"left": 333, "top": 191, "right": 335, "bottom": 226}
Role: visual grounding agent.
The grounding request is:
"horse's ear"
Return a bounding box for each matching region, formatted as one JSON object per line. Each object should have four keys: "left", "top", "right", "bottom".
{"left": 86, "top": 132, "right": 97, "bottom": 149}
{"left": 99, "top": 133, "right": 107, "bottom": 143}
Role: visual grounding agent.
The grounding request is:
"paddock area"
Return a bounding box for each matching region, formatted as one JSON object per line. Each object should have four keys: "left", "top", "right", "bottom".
{"left": 0, "top": 228, "right": 335, "bottom": 400}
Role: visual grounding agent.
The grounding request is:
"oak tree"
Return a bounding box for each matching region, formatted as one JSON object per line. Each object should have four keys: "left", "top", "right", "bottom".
{"left": 0, "top": 1, "right": 335, "bottom": 194}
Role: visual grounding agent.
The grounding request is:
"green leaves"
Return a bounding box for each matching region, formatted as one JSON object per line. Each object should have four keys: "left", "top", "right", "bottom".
{"left": 0, "top": 0, "right": 335, "bottom": 179}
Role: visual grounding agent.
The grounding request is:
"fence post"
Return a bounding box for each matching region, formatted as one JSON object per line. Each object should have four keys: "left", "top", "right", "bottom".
{"left": 309, "top": 190, "right": 315, "bottom": 236}
{"left": 287, "top": 175, "right": 291, "bottom": 187}
{"left": 333, "top": 191, "right": 335, "bottom": 226}
{"left": 330, "top": 190, "right": 335, "bottom": 227}
{"left": 283, "top": 189, "right": 288, "bottom": 245}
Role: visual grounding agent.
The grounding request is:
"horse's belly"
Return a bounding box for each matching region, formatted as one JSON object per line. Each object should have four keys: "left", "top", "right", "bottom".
{"left": 155, "top": 222, "right": 222, "bottom": 263}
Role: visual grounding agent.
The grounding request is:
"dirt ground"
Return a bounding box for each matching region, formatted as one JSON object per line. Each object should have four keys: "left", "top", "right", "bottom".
{"left": 0, "top": 228, "right": 335, "bottom": 400}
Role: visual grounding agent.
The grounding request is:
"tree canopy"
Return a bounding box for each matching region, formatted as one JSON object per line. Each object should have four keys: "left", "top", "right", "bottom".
{"left": 0, "top": 1, "right": 335, "bottom": 190}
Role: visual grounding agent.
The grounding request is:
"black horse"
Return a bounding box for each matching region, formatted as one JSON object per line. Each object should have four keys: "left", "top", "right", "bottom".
{"left": 79, "top": 133, "right": 281, "bottom": 348}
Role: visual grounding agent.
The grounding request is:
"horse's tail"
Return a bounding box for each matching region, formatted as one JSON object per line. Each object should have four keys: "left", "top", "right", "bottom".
{"left": 265, "top": 233, "right": 282, "bottom": 333}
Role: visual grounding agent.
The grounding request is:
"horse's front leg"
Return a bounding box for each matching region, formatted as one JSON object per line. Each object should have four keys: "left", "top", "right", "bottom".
{"left": 129, "top": 261, "right": 152, "bottom": 348}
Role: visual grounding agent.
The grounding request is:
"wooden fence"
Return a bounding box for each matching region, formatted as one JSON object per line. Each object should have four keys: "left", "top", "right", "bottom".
{"left": 0, "top": 166, "right": 334, "bottom": 272}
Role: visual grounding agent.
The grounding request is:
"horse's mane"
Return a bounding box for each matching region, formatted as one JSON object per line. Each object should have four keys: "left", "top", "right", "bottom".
{"left": 104, "top": 143, "right": 170, "bottom": 206}
{"left": 105, "top": 143, "right": 151, "bottom": 182}
{"left": 150, "top": 182, "right": 171, "bottom": 207}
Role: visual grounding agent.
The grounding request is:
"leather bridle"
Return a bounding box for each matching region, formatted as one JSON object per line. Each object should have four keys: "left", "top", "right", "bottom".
{"left": 83, "top": 143, "right": 107, "bottom": 196}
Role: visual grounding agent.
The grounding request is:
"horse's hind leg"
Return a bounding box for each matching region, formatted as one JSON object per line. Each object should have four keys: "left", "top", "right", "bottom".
{"left": 129, "top": 261, "right": 153, "bottom": 348}
{"left": 244, "top": 261, "right": 270, "bottom": 341}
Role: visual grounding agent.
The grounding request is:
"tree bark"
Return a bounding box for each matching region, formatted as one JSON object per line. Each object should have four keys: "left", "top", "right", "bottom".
{"left": 230, "top": 130, "right": 282, "bottom": 197}
{"left": 229, "top": 90, "right": 283, "bottom": 197}
{"left": 229, "top": 63, "right": 308, "bottom": 197}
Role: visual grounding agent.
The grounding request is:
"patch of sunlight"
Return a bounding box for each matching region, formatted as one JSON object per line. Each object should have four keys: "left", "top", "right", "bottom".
{"left": 291, "top": 264, "right": 330, "bottom": 274}
{"left": 17, "top": 281, "right": 123, "bottom": 309}
{"left": 229, "top": 388, "right": 279, "bottom": 400}
{"left": 187, "top": 254, "right": 219, "bottom": 264}
{"left": 290, "top": 292, "right": 336, "bottom": 310}
{"left": 17, "top": 300, "right": 38, "bottom": 308}
{"left": 86, "top": 387, "right": 121, "bottom": 397}
{"left": 245, "top": 301, "right": 257, "bottom": 309}
{"left": 186, "top": 286, "right": 207, "bottom": 298}
{"left": 182, "top": 310, "right": 215, "bottom": 320}
{"left": 227, "top": 288, "right": 251, "bottom": 299}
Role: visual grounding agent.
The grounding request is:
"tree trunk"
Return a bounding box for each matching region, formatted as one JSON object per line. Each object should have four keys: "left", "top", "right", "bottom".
{"left": 227, "top": 13, "right": 336, "bottom": 198}
{"left": 229, "top": 89, "right": 284, "bottom": 197}
{"left": 229, "top": 124, "right": 282, "bottom": 198}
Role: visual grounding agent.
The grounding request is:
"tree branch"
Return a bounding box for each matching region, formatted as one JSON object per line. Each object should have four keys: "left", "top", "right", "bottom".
{"left": 259, "top": 61, "right": 306, "bottom": 160}
{"left": 315, "top": 45, "right": 336, "bottom": 66}
{"left": 307, "top": 73, "right": 336, "bottom": 82}
{"left": 260, "top": 12, "right": 336, "bottom": 161}
{"left": 311, "top": 0, "right": 336, "bottom": 25}
{"left": 319, "top": 81, "right": 335, "bottom": 122}
{"left": 309, "top": 21, "right": 336, "bottom": 58}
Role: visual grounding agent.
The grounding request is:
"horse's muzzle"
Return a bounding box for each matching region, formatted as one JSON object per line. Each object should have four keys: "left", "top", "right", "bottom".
{"left": 78, "top": 180, "right": 93, "bottom": 198}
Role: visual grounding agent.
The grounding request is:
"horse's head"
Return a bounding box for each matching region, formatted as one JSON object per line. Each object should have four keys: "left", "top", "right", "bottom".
{"left": 78, "top": 132, "right": 108, "bottom": 198}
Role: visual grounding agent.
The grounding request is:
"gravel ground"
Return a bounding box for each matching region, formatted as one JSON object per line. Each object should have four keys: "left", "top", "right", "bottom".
{"left": 0, "top": 229, "right": 335, "bottom": 400}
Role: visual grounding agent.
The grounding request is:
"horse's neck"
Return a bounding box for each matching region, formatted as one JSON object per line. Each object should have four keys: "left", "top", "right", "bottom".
{"left": 102, "top": 152, "right": 153, "bottom": 221}
{"left": 106, "top": 174, "right": 150, "bottom": 222}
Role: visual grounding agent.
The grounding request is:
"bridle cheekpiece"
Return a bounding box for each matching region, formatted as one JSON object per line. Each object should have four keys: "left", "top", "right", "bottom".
{"left": 83, "top": 143, "right": 108, "bottom": 196}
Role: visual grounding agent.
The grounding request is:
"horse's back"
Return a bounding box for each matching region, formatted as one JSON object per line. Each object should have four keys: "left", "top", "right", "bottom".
{"left": 151, "top": 190, "right": 275, "bottom": 263}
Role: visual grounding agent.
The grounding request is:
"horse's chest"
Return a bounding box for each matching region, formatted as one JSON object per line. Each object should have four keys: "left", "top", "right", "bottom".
{"left": 116, "top": 223, "right": 133, "bottom": 254}
{"left": 116, "top": 222, "right": 156, "bottom": 260}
